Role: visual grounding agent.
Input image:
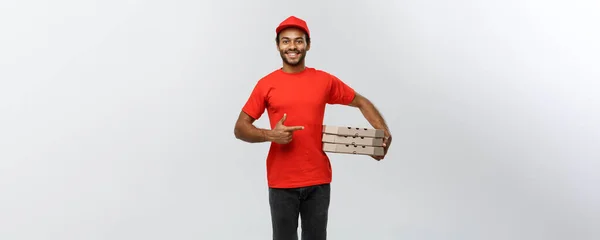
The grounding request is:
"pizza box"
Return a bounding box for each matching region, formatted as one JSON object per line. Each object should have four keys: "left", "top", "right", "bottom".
{"left": 322, "top": 125, "right": 385, "bottom": 138}
{"left": 322, "top": 143, "right": 384, "bottom": 156}
{"left": 322, "top": 133, "right": 383, "bottom": 147}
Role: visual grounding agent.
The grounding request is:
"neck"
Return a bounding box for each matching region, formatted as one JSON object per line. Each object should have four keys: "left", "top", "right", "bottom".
{"left": 281, "top": 62, "right": 306, "bottom": 73}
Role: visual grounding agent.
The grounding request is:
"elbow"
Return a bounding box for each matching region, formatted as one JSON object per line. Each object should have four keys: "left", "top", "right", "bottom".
{"left": 234, "top": 120, "right": 248, "bottom": 140}
{"left": 234, "top": 125, "right": 242, "bottom": 139}
{"left": 234, "top": 111, "right": 256, "bottom": 141}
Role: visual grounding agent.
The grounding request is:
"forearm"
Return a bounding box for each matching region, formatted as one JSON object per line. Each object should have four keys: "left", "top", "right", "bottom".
{"left": 358, "top": 99, "right": 390, "bottom": 135}
{"left": 349, "top": 93, "right": 392, "bottom": 158}
{"left": 234, "top": 122, "right": 272, "bottom": 143}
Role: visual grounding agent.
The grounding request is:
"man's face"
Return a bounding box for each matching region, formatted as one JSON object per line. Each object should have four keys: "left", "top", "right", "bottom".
{"left": 277, "top": 28, "right": 310, "bottom": 66}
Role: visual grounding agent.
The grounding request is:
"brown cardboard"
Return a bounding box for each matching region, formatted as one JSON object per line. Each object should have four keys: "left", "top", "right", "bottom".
{"left": 322, "top": 143, "right": 385, "bottom": 156}
{"left": 322, "top": 125, "right": 385, "bottom": 138}
{"left": 322, "top": 133, "right": 383, "bottom": 147}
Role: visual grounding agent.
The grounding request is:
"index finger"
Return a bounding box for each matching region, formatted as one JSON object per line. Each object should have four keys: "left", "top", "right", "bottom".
{"left": 284, "top": 126, "right": 304, "bottom": 132}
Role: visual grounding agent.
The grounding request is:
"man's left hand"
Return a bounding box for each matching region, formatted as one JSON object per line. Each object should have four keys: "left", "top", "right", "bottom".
{"left": 372, "top": 131, "right": 392, "bottom": 161}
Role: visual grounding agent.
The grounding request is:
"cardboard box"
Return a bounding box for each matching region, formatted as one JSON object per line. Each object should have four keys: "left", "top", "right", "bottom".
{"left": 322, "top": 133, "right": 383, "bottom": 147}
{"left": 322, "top": 143, "right": 384, "bottom": 156}
{"left": 322, "top": 125, "right": 385, "bottom": 138}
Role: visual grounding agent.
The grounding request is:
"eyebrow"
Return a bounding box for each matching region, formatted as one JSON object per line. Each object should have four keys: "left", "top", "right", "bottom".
{"left": 280, "top": 37, "right": 304, "bottom": 40}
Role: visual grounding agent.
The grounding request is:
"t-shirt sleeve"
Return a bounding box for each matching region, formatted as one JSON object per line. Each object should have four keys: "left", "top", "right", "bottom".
{"left": 241, "top": 81, "right": 266, "bottom": 120}
{"left": 327, "top": 73, "right": 356, "bottom": 105}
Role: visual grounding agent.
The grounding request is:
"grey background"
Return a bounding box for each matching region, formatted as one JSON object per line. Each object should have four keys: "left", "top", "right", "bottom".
{"left": 1, "top": 0, "right": 599, "bottom": 239}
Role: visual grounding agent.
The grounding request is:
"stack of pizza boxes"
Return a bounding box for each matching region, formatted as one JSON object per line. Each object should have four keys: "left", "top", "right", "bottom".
{"left": 321, "top": 125, "right": 385, "bottom": 157}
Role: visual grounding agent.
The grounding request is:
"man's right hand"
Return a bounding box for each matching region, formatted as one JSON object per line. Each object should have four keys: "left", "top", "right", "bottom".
{"left": 266, "top": 113, "right": 304, "bottom": 144}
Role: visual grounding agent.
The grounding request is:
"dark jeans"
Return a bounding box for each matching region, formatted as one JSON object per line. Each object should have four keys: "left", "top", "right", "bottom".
{"left": 269, "top": 183, "right": 331, "bottom": 240}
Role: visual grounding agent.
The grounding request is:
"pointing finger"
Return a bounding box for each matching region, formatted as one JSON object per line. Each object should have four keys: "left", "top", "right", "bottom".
{"left": 284, "top": 126, "right": 304, "bottom": 132}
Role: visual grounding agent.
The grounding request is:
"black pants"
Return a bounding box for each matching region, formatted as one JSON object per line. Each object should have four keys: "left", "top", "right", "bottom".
{"left": 269, "top": 183, "right": 331, "bottom": 240}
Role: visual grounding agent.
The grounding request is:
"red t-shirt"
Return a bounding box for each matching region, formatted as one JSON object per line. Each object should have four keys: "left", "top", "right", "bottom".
{"left": 242, "top": 67, "right": 356, "bottom": 188}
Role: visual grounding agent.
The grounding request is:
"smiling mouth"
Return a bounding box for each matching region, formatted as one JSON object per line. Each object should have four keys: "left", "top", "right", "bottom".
{"left": 286, "top": 52, "right": 299, "bottom": 58}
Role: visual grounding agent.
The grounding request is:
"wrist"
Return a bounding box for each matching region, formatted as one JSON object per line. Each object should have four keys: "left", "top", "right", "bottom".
{"left": 382, "top": 129, "right": 391, "bottom": 140}
{"left": 376, "top": 125, "right": 390, "bottom": 136}
{"left": 261, "top": 129, "right": 273, "bottom": 142}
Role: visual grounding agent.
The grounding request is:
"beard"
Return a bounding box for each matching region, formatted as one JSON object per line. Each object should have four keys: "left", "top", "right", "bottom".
{"left": 279, "top": 49, "right": 306, "bottom": 66}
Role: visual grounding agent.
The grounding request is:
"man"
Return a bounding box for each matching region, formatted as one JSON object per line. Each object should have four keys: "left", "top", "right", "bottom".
{"left": 233, "top": 16, "right": 392, "bottom": 240}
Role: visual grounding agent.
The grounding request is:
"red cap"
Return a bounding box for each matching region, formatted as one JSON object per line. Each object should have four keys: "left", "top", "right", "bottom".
{"left": 276, "top": 16, "right": 310, "bottom": 37}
